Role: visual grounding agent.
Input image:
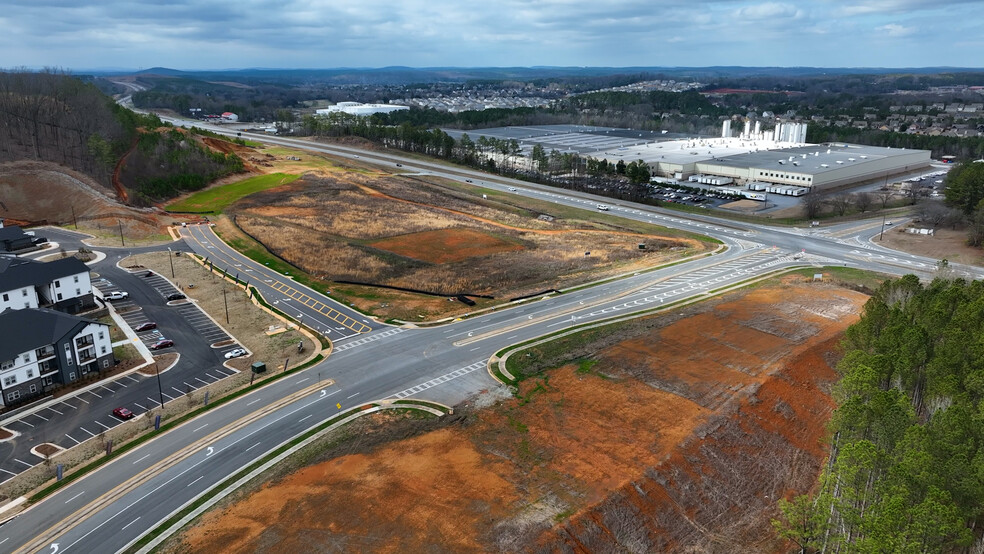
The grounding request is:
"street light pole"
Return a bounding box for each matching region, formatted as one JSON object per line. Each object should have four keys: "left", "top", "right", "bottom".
{"left": 167, "top": 247, "right": 175, "bottom": 278}
{"left": 118, "top": 219, "right": 125, "bottom": 247}
{"left": 879, "top": 213, "right": 887, "bottom": 241}
{"left": 222, "top": 282, "right": 229, "bottom": 324}
{"left": 155, "top": 362, "right": 165, "bottom": 409}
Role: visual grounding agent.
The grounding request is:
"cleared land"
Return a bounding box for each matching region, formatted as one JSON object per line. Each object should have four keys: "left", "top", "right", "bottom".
{"left": 170, "top": 279, "right": 867, "bottom": 553}
{"left": 221, "top": 171, "right": 712, "bottom": 319}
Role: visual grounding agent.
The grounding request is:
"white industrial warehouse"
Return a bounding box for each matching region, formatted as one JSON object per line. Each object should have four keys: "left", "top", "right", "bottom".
{"left": 588, "top": 121, "right": 931, "bottom": 194}
{"left": 316, "top": 102, "right": 409, "bottom": 116}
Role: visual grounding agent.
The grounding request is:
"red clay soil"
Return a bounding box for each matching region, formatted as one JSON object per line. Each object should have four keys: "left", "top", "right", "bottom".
{"left": 369, "top": 228, "right": 525, "bottom": 264}
{"left": 174, "top": 282, "right": 865, "bottom": 553}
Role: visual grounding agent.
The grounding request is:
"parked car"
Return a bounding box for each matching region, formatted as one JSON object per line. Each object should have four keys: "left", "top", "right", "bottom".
{"left": 134, "top": 322, "right": 158, "bottom": 332}
{"left": 150, "top": 339, "right": 174, "bottom": 350}
{"left": 166, "top": 293, "right": 186, "bottom": 301}
{"left": 105, "top": 291, "right": 129, "bottom": 301}
{"left": 112, "top": 407, "right": 134, "bottom": 420}
{"left": 224, "top": 348, "right": 247, "bottom": 359}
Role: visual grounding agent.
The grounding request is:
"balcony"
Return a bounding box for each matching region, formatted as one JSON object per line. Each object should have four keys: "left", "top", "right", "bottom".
{"left": 35, "top": 345, "right": 55, "bottom": 361}
{"left": 75, "top": 336, "right": 94, "bottom": 349}
{"left": 77, "top": 347, "right": 96, "bottom": 364}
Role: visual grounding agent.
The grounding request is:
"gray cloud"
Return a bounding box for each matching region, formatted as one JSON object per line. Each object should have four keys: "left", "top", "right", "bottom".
{"left": 1, "top": 0, "right": 981, "bottom": 69}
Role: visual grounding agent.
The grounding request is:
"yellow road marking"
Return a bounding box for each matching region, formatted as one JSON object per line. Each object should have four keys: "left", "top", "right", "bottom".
{"left": 270, "top": 280, "right": 371, "bottom": 334}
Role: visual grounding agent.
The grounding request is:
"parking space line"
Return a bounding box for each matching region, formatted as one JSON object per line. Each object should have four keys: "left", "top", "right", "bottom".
{"left": 99, "top": 385, "right": 115, "bottom": 394}
{"left": 134, "top": 403, "right": 146, "bottom": 411}
{"left": 85, "top": 390, "right": 102, "bottom": 399}
{"left": 75, "top": 396, "right": 89, "bottom": 404}
{"left": 183, "top": 382, "right": 198, "bottom": 391}
{"left": 147, "top": 397, "right": 161, "bottom": 406}
{"left": 171, "top": 387, "right": 185, "bottom": 395}
{"left": 14, "top": 459, "right": 33, "bottom": 468}
{"left": 31, "top": 413, "right": 48, "bottom": 421}
{"left": 95, "top": 421, "right": 111, "bottom": 430}
{"left": 60, "top": 401, "right": 77, "bottom": 410}
{"left": 0, "top": 468, "right": 16, "bottom": 476}
{"left": 195, "top": 377, "right": 209, "bottom": 386}
{"left": 13, "top": 419, "right": 33, "bottom": 428}
{"left": 162, "top": 392, "right": 174, "bottom": 400}
{"left": 80, "top": 427, "right": 95, "bottom": 437}
{"left": 125, "top": 375, "right": 140, "bottom": 383}
{"left": 114, "top": 380, "right": 127, "bottom": 388}
{"left": 65, "top": 434, "right": 80, "bottom": 445}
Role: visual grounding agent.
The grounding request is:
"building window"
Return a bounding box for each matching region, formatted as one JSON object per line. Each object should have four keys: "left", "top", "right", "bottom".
{"left": 55, "top": 281, "right": 60, "bottom": 288}
{"left": 57, "top": 293, "right": 63, "bottom": 301}
{"left": 103, "top": 359, "right": 110, "bottom": 368}
{"left": 22, "top": 353, "right": 30, "bottom": 363}
{"left": 24, "top": 302, "right": 30, "bottom": 309}
{"left": 65, "top": 343, "right": 73, "bottom": 366}
{"left": 29, "top": 384, "right": 37, "bottom": 394}
{"left": 0, "top": 360, "right": 13, "bottom": 371}
{"left": 3, "top": 376, "right": 16, "bottom": 387}
{"left": 25, "top": 369, "right": 33, "bottom": 379}
{"left": 76, "top": 288, "right": 81, "bottom": 295}
{"left": 42, "top": 376, "right": 53, "bottom": 386}
{"left": 74, "top": 275, "right": 79, "bottom": 283}
{"left": 101, "top": 346, "right": 107, "bottom": 355}
{"left": 98, "top": 331, "right": 105, "bottom": 340}
{"left": 1, "top": 293, "right": 7, "bottom": 302}
{"left": 69, "top": 372, "right": 76, "bottom": 381}
{"left": 21, "top": 289, "right": 27, "bottom": 297}
{"left": 6, "top": 391, "right": 20, "bottom": 402}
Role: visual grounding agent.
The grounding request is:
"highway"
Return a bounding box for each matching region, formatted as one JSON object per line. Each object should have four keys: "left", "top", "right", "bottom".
{"left": 3, "top": 128, "right": 980, "bottom": 553}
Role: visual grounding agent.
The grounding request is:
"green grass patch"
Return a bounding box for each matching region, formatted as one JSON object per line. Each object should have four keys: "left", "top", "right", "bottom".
{"left": 787, "top": 266, "right": 891, "bottom": 292}
{"left": 166, "top": 173, "right": 299, "bottom": 213}
{"left": 112, "top": 343, "right": 141, "bottom": 363}
{"left": 575, "top": 358, "right": 598, "bottom": 375}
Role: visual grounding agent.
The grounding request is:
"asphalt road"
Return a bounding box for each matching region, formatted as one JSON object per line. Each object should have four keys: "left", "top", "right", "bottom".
{"left": 4, "top": 131, "right": 982, "bottom": 553}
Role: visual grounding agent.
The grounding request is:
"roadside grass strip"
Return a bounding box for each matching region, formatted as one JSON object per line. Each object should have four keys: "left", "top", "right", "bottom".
{"left": 125, "top": 400, "right": 450, "bottom": 553}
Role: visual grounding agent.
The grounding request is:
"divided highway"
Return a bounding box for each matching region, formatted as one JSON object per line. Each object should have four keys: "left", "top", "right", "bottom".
{"left": 3, "top": 129, "right": 980, "bottom": 553}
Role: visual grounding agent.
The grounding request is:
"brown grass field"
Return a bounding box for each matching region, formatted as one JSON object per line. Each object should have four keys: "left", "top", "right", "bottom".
{"left": 224, "top": 170, "right": 712, "bottom": 318}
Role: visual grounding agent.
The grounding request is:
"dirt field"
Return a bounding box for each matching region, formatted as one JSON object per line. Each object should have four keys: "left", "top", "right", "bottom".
{"left": 226, "top": 172, "right": 709, "bottom": 318}
{"left": 171, "top": 279, "right": 866, "bottom": 553}
{"left": 878, "top": 224, "right": 983, "bottom": 266}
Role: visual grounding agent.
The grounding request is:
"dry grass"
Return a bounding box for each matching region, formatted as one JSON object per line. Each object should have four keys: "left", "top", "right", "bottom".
{"left": 228, "top": 173, "right": 706, "bottom": 302}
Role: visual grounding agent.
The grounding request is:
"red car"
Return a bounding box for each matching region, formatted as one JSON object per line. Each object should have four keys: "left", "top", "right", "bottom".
{"left": 135, "top": 322, "right": 157, "bottom": 332}
{"left": 112, "top": 407, "right": 134, "bottom": 420}
{"left": 150, "top": 339, "right": 174, "bottom": 350}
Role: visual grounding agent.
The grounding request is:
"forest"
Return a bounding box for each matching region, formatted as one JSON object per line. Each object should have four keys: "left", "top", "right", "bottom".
{"left": 774, "top": 276, "right": 984, "bottom": 553}
{"left": 0, "top": 71, "right": 243, "bottom": 205}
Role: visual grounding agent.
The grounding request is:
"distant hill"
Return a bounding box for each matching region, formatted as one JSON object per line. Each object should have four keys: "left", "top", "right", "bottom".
{"left": 0, "top": 71, "right": 244, "bottom": 206}
{"left": 86, "top": 65, "right": 984, "bottom": 85}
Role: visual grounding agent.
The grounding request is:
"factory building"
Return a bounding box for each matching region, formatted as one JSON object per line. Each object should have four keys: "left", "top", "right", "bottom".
{"left": 316, "top": 102, "right": 409, "bottom": 116}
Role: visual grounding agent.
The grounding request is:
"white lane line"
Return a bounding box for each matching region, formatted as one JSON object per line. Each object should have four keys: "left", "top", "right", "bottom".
{"left": 298, "top": 415, "right": 312, "bottom": 422}
{"left": 13, "top": 419, "right": 33, "bottom": 428}
{"left": 246, "top": 398, "right": 262, "bottom": 406}
{"left": 31, "top": 413, "right": 48, "bottom": 421}
{"left": 187, "top": 476, "right": 204, "bottom": 487}
{"left": 347, "top": 392, "right": 359, "bottom": 399}
{"left": 99, "top": 385, "right": 115, "bottom": 394}
{"left": 47, "top": 407, "right": 64, "bottom": 416}
{"left": 296, "top": 378, "right": 310, "bottom": 385}
{"left": 65, "top": 491, "right": 85, "bottom": 504}
{"left": 80, "top": 427, "right": 95, "bottom": 437}
{"left": 60, "top": 401, "right": 77, "bottom": 409}
{"left": 134, "top": 403, "right": 146, "bottom": 411}
{"left": 14, "top": 459, "right": 34, "bottom": 468}
{"left": 86, "top": 390, "right": 102, "bottom": 399}
{"left": 95, "top": 421, "right": 111, "bottom": 430}
{"left": 0, "top": 468, "right": 15, "bottom": 476}
{"left": 121, "top": 516, "right": 142, "bottom": 530}
{"left": 192, "top": 424, "right": 208, "bottom": 432}
{"left": 244, "top": 442, "right": 261, "bottom": 452}
{"left": 132, "top": 454, "right": 150, "bottom": 465}
{"left": 65, "top": 433, "right": 80, "bottom": 445}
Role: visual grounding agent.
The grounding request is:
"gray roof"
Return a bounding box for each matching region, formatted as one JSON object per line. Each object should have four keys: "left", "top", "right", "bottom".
{"left": 704, "top": 143, "right": 927, "bottom": 176}
{"left": 0, "top": 257, "right": 90, "bottom": 292}
{"left": 0, "top": 307, "right": 96, "bottom": 362}
{"left": 0, "top": 226, "right": 29, "bottom": 242}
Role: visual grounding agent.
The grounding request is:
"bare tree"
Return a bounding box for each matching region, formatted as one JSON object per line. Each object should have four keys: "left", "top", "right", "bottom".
{"left": 854, "top": 192, "right": 873, "bottom": 213}
{"left": 828, "top": 194, "right": 852, "bottom": 217}
{"left": 802, "top": 191, "right": 826, "bottom": 219}
{"left": 917, "top": 201, "right": 949, "bottom": 229}
{"left": 876, "top": 189, "right": 894, "bottom": 209}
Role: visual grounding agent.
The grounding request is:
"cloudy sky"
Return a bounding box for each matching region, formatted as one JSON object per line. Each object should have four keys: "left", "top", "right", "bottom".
{"left": 4, "top": 0, "right": 981, "bottom": 71}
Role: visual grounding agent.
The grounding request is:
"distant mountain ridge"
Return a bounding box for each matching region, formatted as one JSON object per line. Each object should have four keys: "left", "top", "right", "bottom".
{"left": 82, "top": 65, "right": 984, "bottom": 85}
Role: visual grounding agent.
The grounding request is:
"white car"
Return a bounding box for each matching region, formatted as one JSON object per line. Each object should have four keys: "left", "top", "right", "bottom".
{"left": 508, "top": 187, "right": 517, "bottom": 191}
{"left": 224, "top": 348, "right": 247, "bottom": 359}
{"left": 597, "top": 204, "right": 610, "bottom": 211}
{"left": 105, "top": 291, "right": 129, "bottom": 301}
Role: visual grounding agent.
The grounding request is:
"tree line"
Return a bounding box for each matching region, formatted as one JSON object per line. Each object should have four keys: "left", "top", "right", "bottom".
{"left": 774, "top": 275, "right": 984, "bottom": 552}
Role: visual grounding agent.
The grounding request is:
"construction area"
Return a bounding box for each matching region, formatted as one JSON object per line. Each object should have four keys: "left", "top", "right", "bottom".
{"left": 166, "top": 278, "right": 868, "bottom": 553}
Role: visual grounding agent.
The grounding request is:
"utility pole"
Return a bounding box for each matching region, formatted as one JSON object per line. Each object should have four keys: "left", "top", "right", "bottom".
{"left": 167, "top": 247, "right": 175, "bottom": 278}
{"left": 879, "top": 213, "right": 887, "bottom": 241}
{"left": 71, "top": 205, "right": 77, "bottom": 229}
{"left": 118, "top": 219, "right": 125, "bottom": 247}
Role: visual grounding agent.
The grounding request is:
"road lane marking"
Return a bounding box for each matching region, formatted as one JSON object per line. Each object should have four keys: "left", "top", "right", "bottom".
{"left": 246, "top": 398, "right": 262, "bottom": 406}
{"left": 80, "top": 427, "right": 95, "bottom": 437}
{"left": 47, "top": 407, "right": 63, "bottom": 416}
{"left": 187, "top": 476, "right": 204, "bottom": 487}
{"left": 15, "top": 459, "right": 34, "bottom": 468}
{"left": 65, "top": 491, "right": 85, "bottom": 504}
{"left": 133, "top": 454, "right": 150, "bottom": 465}
{"left": 192, "top": 424, "right": 208, "bottom": 432}
{"left": 122, "top": 516, "right": 141, "bottom": 530}
{"left": 95, "top": 421, "right": 111, "bottom": 430}
{"left": 244, "top": 442, "right": 261, "bottom": 452}
{"left": 65, "top": 434, "right": 80, "bottom": 445}
{"left": 296, "top": 378, "right": 309, "bottom": 385}
{"left": 299, "top": 415, "right": 312, "bottom": 422}
{"left": 346, "top": 393, "right": 359, "bottom": 399}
